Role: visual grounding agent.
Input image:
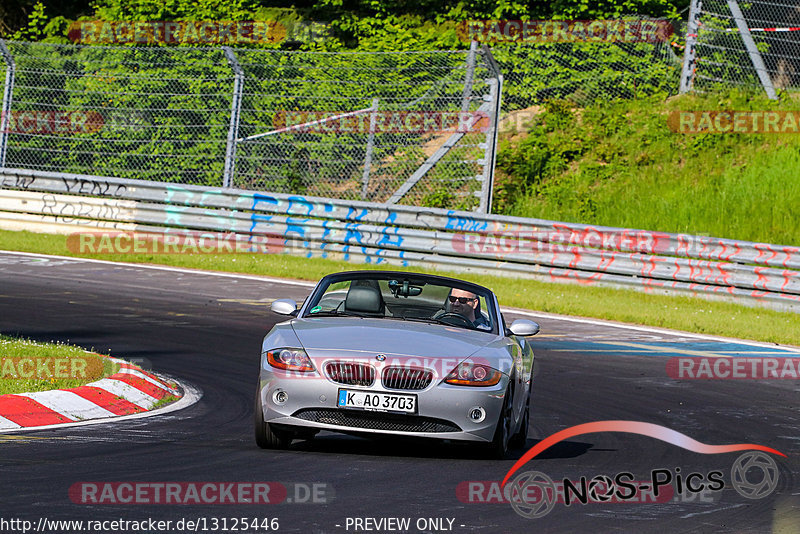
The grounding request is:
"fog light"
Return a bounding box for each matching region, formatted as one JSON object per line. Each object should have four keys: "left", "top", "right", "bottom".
{"left": 468, "top": 406, "right": 486, "bottom": 423}
{"left": 273, "top": 390, "right": 288, "bottom": 405}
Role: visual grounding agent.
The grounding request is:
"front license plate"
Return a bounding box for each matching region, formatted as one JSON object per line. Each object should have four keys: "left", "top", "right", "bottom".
{"left": 337, "top": 389, "right": 417, "bottom": 414}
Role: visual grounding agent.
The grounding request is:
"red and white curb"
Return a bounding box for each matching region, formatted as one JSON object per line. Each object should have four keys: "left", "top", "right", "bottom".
{"left": 0, "top": 357, "right": 200, "bottom": 431}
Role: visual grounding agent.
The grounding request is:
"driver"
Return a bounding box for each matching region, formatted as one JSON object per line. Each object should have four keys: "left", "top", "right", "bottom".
{"left": 447, "top": 288, "right": 491, "bottom": 330}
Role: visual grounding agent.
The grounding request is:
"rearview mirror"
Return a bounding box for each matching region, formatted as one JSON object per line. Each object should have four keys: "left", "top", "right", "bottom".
{"left": 270, "top": 299, "right": 298, "bottom": 316}
{"left": 387, "top": 279, "right": 423, "bottom": 298}
{"left": 508, "top": 319, "right": 539, "bottom": 337}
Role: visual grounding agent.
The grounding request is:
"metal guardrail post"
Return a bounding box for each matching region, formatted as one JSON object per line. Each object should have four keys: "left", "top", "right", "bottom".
{"left": 385, "top": 102, "right": 489, "bottom": 205}
{"left": 3, "top": 168, "right": 800, "bottom": 310}
{"left": 727, "top": 0, "right": 778, "bottom": 100}
{"left": 461, "top": 41, "right": 478, "bottom": 113}
{"left": 479, "top": 45, "right": 503, "bottom": 214}
{"left": 361, "top": 98, "right": 379, "bottom": 200}
{"left": 0, "top": 40, "right": 16, "bottom": 169}
{"left": 680, "top": 0, "right": 702, "bottom": 94}
{"left": 222, "top": 46, "right": 244, "bottom": 188}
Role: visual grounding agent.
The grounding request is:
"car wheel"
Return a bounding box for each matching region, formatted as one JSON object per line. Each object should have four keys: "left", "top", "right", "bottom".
{"left": 254, "top": 388, "right": 292, "bottom": 449}
{"left": 488, "top": 386, "right": 513, "bottom": 459}
{"left": 509, "top": 384, "right": 531, "bottom": 449}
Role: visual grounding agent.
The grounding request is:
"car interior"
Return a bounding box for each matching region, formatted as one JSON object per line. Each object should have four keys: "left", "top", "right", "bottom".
{"left": 309, "top": 277, "right": 493, "bottom": 331}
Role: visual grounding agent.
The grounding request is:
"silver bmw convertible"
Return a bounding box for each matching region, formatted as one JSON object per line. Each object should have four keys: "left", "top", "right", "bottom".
{"left": 254, "top": 270, "right": 539, "bottom": 457}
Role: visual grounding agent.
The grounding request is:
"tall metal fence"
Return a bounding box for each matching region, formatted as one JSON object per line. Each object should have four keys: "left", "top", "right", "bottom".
{"left": 0, "top": 30, "right": 686, "bottom": 215}
{"left": 682, "top": 0, "right": 800, "bottom": 98}
{"left": 494, "top": 31, "right": 681, "bottom": 111}
{"left": 0, "top": 40, "right": 501, "bottom": 211}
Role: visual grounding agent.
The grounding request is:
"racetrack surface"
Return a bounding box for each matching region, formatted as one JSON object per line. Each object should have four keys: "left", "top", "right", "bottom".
{"left": 0, "top": 251, "right": 798, "bottom": 533}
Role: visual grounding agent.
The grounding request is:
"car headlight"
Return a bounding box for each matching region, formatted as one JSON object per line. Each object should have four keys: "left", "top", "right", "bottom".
{"left": 265, "top": 348, "right": 315, "bottom": 373}
{"left": 443, "top": 361, "right": 502, "bottom": 386}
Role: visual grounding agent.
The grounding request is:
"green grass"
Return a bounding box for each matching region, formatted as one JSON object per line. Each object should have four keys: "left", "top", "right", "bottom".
{"left": 0, "top": 335, "right": 120, "bottom": 395}
{"left": 1, "top": 228, "right": 799, "bottom": 347}
{"left": 494, "top": 90, "right": 800, "bottom": 246}
{"left": 149, "top": 390, "right": 182, "bottom": 410}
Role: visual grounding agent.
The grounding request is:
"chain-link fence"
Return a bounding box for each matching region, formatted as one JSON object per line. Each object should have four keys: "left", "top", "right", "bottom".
{"left": 232, "top": 46, "right": 499, "bottom": 211}
{"left": 0, "top": 40, "right": 500, "bottom": 211}
{"left": 494, "top": 27, "right": 681, "bottom": 112}
{"left": 682, "top": 0, "right": 800, "bottom": 97}
{"left": 0, "top": 26, "right": 685, "bottom": 213}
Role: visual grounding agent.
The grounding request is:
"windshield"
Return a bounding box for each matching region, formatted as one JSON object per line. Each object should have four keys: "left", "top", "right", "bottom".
{"left": 302, "top": 273, "right": 497, "bottom": 334}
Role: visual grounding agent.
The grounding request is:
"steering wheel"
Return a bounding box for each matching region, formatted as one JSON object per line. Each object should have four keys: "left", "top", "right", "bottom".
{"left": 436, "top": 312, "right": 474, "bottom": 328}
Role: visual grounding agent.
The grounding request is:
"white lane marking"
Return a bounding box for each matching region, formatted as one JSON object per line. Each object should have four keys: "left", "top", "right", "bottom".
{"left": 599, "top": 341, "right": 733, "bottom": 358}
{"left": 117, "top": 368, "right": 179, "bottom": 394}
{"left": 0, "top": 250, "right": 316, "bottom": 287}
{"left": 503, "top": 307, "right": 800, "bottom": 353}
{"left": 88, "top": 378, "right": 159, "bottom": 408}
{"left": 680, "top": 503, "right": 747, "bottom": 519}
{"left": 16, "top": 390, "right": 116, "bottom": 421}
{"left": 0, "top": 415, "right": 22, "bottom": 430}
{"left": 3, "top": 249, "right": 796, "bottom": 352}
{"left": 0, "top": 377, "right": 202, "bottom": 434}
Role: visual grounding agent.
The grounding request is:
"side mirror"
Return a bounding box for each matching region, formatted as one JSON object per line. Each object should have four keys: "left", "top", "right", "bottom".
{"left": 271, "top": 299, "right": 298, "bottom": 316}
{"left": 508, "top": 319, "right": 539, "bottom": 337}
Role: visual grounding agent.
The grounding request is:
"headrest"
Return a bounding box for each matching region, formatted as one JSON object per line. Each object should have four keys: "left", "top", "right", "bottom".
{"left": 345, "top": 285, "right": 384, "bottom": 314}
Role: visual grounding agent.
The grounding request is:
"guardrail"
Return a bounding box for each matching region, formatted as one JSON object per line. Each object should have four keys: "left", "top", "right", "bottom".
{"left": 1, "top": 168, "right": 798, "bottom": 311}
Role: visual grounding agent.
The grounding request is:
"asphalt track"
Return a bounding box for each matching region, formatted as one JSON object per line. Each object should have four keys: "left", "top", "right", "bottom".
{"left": 1, "top": 250, "right": 799, "bottom": 533}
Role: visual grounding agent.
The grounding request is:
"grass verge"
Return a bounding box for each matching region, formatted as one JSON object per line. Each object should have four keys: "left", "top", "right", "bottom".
{"left": 1, "top": 228, "right": 798, "bottom": 347}
{"left": 493, "top": 91, "right": 800, "bottom": 246}
{"left": 0, "top": 335, "right": 120, "bottom": 395}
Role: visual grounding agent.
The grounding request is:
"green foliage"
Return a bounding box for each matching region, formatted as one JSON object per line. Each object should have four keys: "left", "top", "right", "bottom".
{"left": 1, "top": 0, "right": 685, "bottom": 208}
{"left": 10, "top": 1, "right": 48, "bottom": 41}
{"left": 280, "top": 148, "right": 310, "bottom": 195}
{"left": 495, "top": 90, "right": 800, "bottom": 245}
{"left": 547, "top": 0, "right": 683, "bottom": 19}
{"left": 421, "top": 188, "right": 456, "bottom": 208}
{"left": 0, "top": 334, "right": 119, "bottom": 395}
{"left": 5, "top": 0, "right": 687, "bottom": 45}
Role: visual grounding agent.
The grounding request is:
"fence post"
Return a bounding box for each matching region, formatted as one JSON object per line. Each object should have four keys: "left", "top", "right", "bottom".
{"left": 0, "top": 40, "right": 15, "bottom": 169}
{"left": 727, "top": 0, "right": 778, "bottom": 100}
{"left": 479, "top": 46, "right": 502, "bottom": 214}
{"left": 222, "top": 46, "right": 244, "bottom": 188}
{"left": 461, "top": 41, "right": 478, "bottom": 112}
{"left": 680, "top": 0, "right": 702, "bottom": 94}
{"left": 361, "top": 97, "right": 379, "bottom": 199}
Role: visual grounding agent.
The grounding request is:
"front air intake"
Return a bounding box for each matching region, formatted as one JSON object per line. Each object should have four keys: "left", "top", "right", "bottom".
{"left": 382, "top": 367, "right": 433, "bottom": 390}
{"left": 325, "top": 361, "right": 376, "bottom": 387}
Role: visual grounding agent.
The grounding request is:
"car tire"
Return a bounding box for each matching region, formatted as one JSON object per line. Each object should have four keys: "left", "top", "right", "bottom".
{"left": 509, "top": 383, "right": 531, "bottom": 449}
{"left": 254, "top": 388, "right": 292, "bottom": 449}
{"left": 488, "top": 386, "right": 513, "bottom": 459}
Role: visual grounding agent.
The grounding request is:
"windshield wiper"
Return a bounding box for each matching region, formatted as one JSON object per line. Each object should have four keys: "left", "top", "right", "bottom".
{"left": 400, "top": 316, "right": 462, "bottom": 327}
{"left": 306, "top": 310, "right": 360, "bottom": 317}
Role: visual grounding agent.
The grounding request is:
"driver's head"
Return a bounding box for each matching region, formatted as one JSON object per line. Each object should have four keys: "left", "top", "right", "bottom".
{"left": 448, "top": 288, "right": 479, "bottom": 322}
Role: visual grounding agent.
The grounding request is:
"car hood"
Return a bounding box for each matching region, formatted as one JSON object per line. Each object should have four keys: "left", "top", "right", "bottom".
{"left": 290, "top": 316, "right": 496, "bottom": 358}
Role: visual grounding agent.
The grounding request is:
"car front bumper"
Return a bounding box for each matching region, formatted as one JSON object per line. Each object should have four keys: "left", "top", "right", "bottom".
{"left": 256, "top": 366, "right": 509, "bottom": 443}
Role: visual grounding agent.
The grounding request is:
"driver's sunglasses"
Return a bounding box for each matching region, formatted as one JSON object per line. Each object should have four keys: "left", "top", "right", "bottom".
{"left": 448, "top": 296, "right": 477, "bottom": 304}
